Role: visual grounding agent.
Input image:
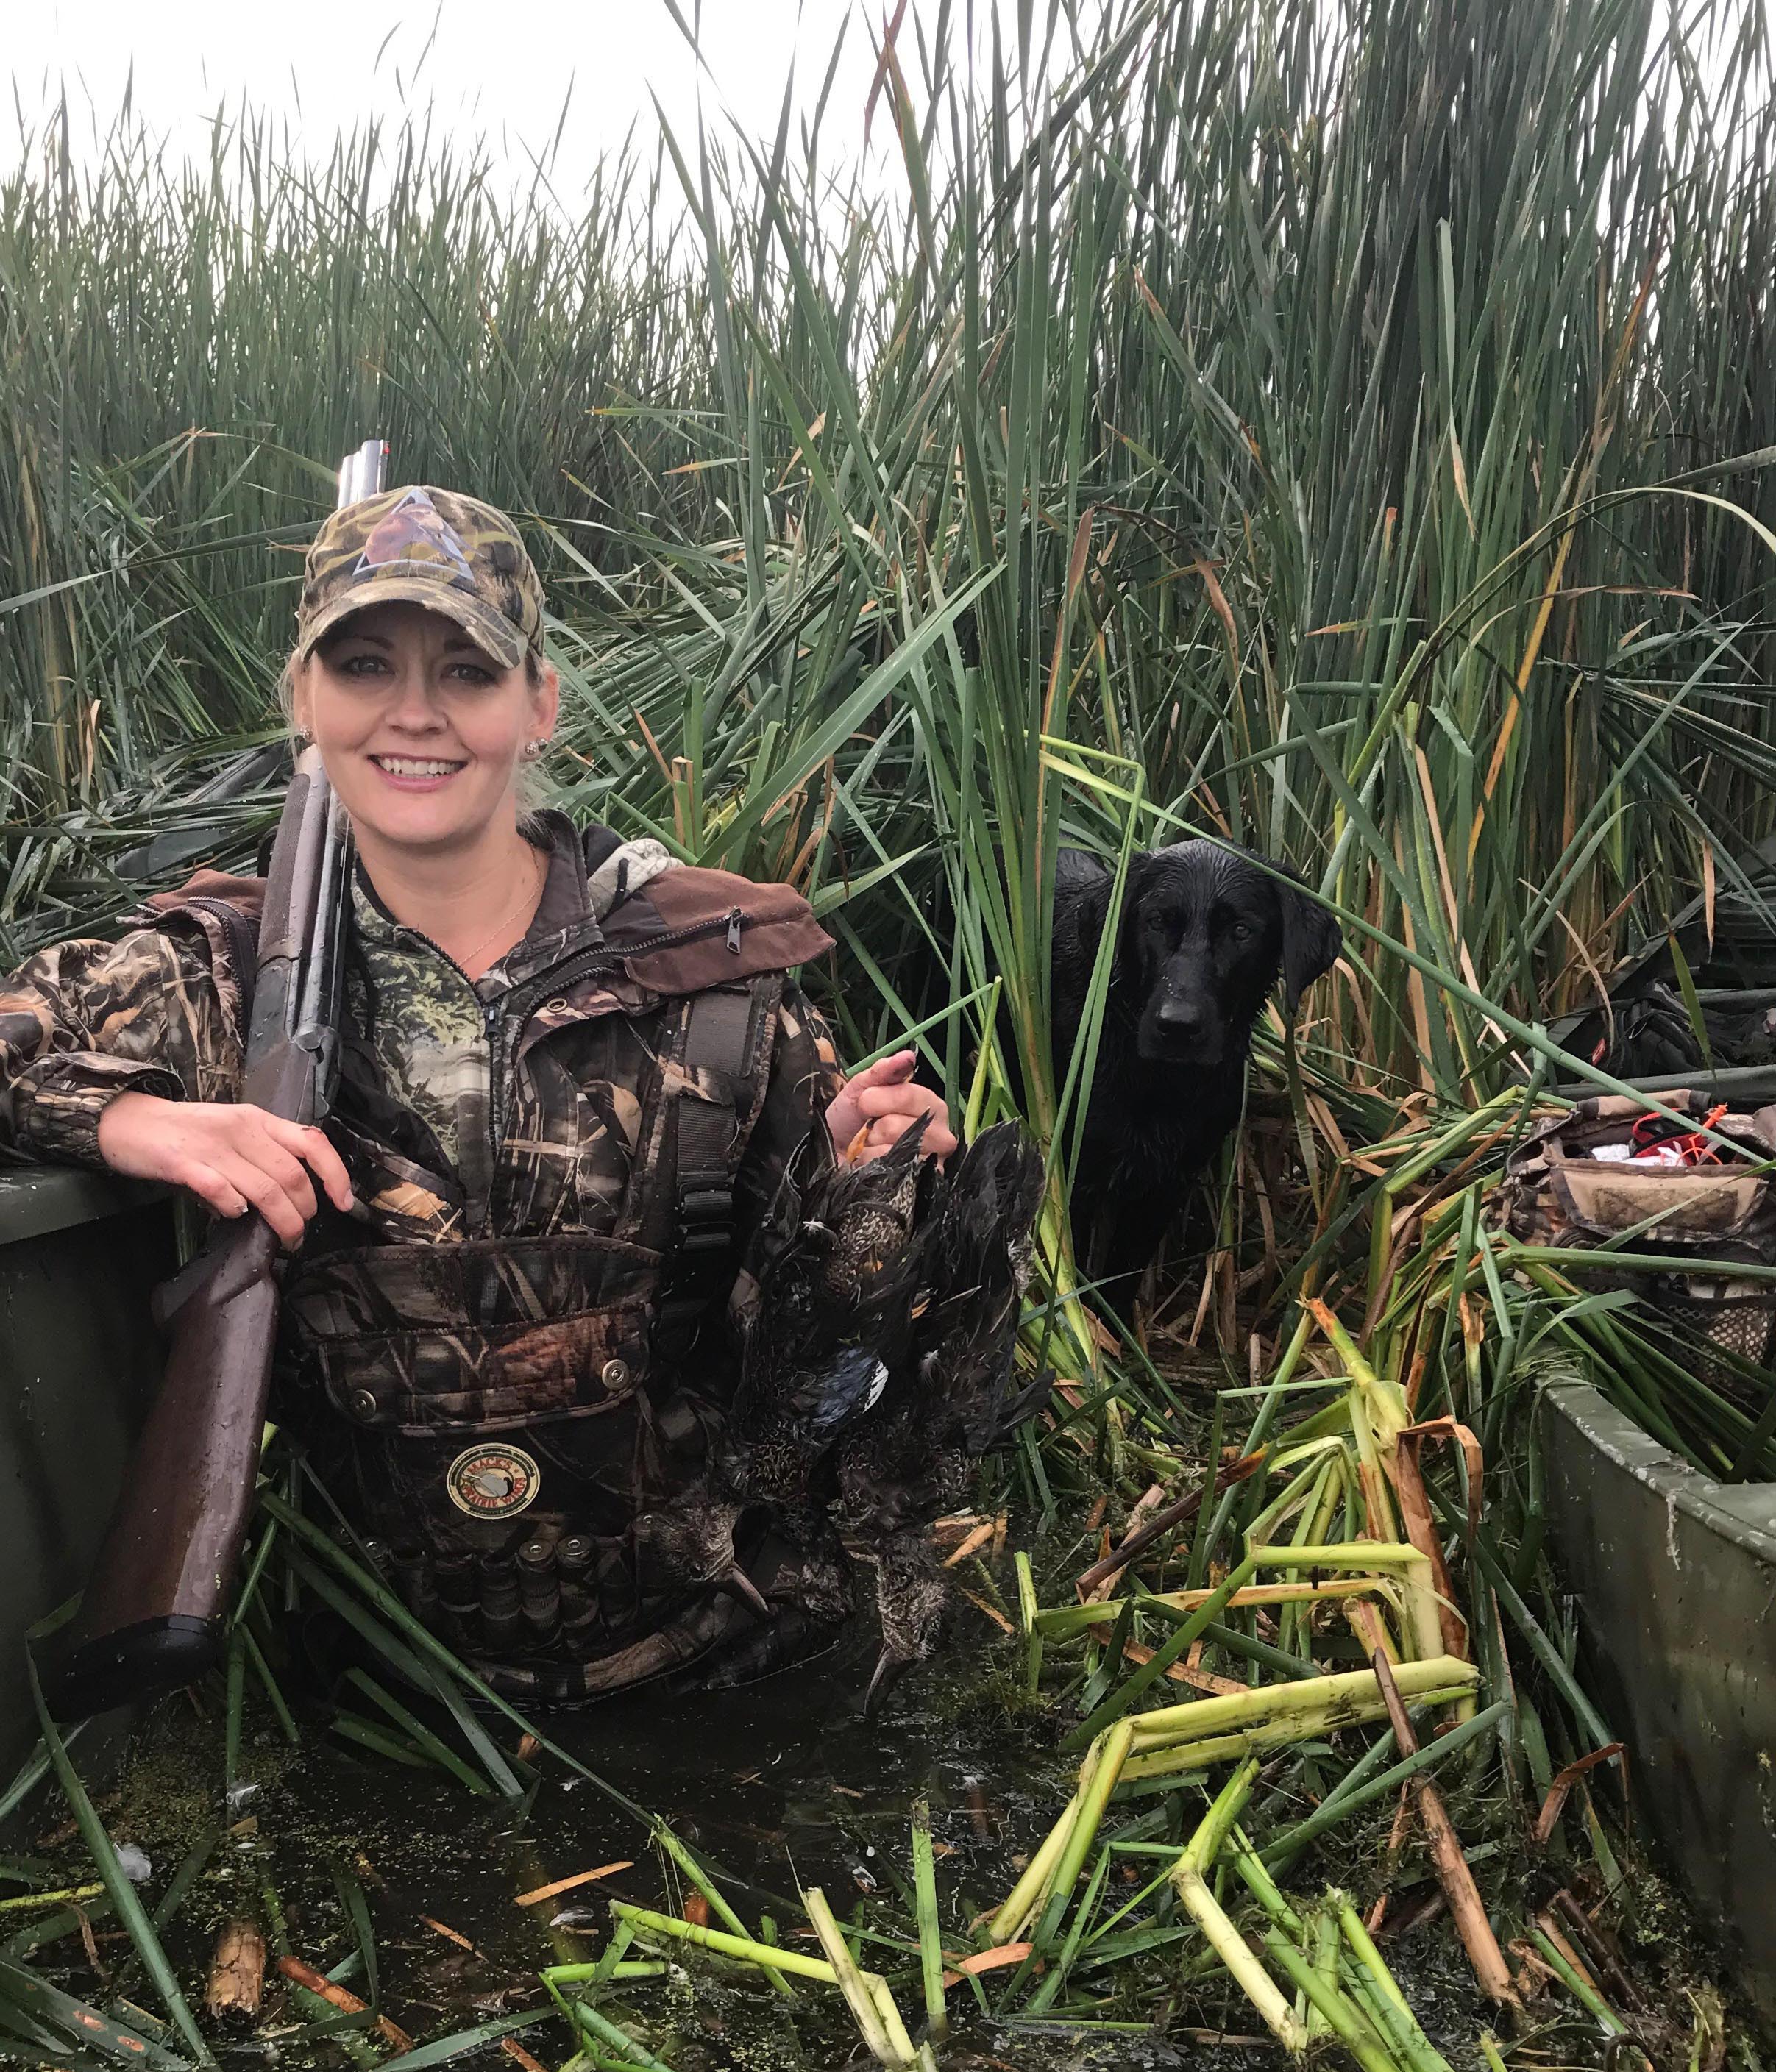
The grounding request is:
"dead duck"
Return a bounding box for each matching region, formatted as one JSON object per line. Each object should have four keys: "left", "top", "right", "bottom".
{"left": 834, "top": 1119, "right": 1048, "bottom": 1715}
{"left": 635, "top": 1117, "right": 937, "bottom": 1625}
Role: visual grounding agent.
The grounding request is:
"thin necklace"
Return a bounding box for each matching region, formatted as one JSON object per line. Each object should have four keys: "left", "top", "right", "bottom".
{"left": 459, "top": 847, "right": 544, "bottom": 975}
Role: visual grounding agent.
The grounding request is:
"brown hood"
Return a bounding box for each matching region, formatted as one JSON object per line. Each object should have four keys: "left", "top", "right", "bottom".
{"left": 602, "top": 861, "right": 833, "bottom": 996}
{"left": 139, "top": 869, "right": 267, "bottom": 922}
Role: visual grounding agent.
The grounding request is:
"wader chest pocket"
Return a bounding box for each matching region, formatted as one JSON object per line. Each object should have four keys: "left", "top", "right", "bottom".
{"left": 284, "top": 1231, "right": 661, "bottom": 1435}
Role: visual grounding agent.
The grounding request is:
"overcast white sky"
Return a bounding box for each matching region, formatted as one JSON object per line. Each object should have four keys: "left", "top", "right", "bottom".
{"left": 4, "top": 1, "right": 978, "bottom": 196}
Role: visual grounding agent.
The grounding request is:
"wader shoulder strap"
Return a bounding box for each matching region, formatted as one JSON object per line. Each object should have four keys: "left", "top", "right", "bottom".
{"left": 654, "top": 985, "right": 759, "bottom": 1361}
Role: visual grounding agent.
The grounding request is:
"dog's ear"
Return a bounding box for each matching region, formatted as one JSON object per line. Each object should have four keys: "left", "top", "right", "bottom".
{"left": 1272, "top": 864, "right": 1340, "bottom": 1018}
{"left": 1113, "top": 852, "right": 1160, "bottom": 987}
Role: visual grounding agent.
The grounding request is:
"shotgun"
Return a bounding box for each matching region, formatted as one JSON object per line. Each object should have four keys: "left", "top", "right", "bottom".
{"left": 49, "top": 439, "right": 386, "bottom": 1719}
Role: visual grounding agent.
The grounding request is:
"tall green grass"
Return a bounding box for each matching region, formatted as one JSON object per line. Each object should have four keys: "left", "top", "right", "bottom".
{"left": 1, "top": 0, "right": 1773, "bottom": 1116}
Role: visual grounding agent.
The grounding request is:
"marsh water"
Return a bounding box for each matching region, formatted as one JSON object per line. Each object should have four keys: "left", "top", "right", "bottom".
{"left": 82, "top": 1623, "right": 1204, "bottom": 2071}
{"left": 19, "top": 1609, "right": 1488, "bottom": 2072}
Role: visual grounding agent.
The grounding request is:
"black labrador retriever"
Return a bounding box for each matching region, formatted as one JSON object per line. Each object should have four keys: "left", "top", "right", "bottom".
{"left": 1051, "top": 841, "right": 1341, "bottom": 1288}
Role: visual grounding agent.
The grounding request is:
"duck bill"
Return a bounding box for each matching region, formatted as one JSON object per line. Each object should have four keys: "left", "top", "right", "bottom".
{"left": 715, "top": 1564, "right": 773, "bottom": 1620}
{"left": 863, "top": 1645, "right": 911, "bottom": 1720}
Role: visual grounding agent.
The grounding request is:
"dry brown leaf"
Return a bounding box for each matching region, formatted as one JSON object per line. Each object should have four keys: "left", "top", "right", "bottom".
{"left": 419, "top": 1915, "right": 477, "bottom": 1953}
{"left": 514, "top": 1862, "right": 634, "bottom": 1908}
{"left": 959, "top": 1591, "right": 1015, "bottom": 1635}
{"left": 942, "top": 1943, "right": 1035, "bottom": 1987}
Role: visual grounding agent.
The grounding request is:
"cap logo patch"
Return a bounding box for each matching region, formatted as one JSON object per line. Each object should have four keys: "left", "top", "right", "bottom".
{"left": 445, "top": 1442, "right": 541, "bottom": 1519}
{"left": 355, "top": 488, "right": 476, "bottom": 580}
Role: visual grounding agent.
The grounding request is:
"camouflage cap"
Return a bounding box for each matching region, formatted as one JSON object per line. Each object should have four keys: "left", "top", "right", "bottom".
{"left": 296, "top": 485, "right": 546, "bottom": 672}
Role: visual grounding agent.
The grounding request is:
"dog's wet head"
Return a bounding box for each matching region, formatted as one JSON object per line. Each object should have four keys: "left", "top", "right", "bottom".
{"left": 1120, "top": 842, "right": 1339, "bottom": 1067}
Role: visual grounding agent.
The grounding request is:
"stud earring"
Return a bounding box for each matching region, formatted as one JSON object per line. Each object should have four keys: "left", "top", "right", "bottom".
{"left": 522, "top": 738, "right": 547, "bottom": 761}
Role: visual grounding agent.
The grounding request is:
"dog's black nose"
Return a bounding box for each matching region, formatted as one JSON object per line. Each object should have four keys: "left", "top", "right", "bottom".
{"left": 1154, "top": 997, "right": 1204, "bottom": 1035}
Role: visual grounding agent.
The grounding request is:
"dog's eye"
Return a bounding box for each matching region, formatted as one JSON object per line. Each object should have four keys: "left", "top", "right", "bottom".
{"left": 1229, "top": 922, "right": 1253, "bottom": 942}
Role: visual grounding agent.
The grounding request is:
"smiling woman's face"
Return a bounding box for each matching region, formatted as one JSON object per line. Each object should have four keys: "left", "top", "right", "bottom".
{"left": 290, "top": 600, "right": 558, "bottom": 858}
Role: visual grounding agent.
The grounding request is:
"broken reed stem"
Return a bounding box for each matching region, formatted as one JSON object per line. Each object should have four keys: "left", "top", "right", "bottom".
{"left": 1169, "top": 1762, "right": 1306, "bottom": 2054}
{"left": 1181, "top": 1755, "right": 1261, "bottom": 1874}
{"left": 543, "top": 1954, "right": 675, "bottom": 2071}
{"left": 803, "top": 1887, "right": 912, "bottom": 2070}
{"left": 1040, "top": 1576, "right": 1399, "bottom": 1639}
{"left": 1026, "top": 1848, "right": 1111, "bottom": 2018}
{"left": 606, "top": 1904, "right": 836, "bottom": 1984}
{"left": 869, "top": 1976, "right": 936, "bottom": 2072}
{"left": 1224, "top": 1828, "right": 1305, "bottom": 1936}
{"left": 1015, "top": 1550, "right": 1043, "bottom": 1695}
{"left": 1308, "top": 1907, "right": 1340, "bottom": 2041}
{"left": 1235, "top": 1848, "right": 1442, "bottom": 2072}
{"left": 1265, "top": 1929, "right": 1400, "bottom": 2072}
{"left": 1253, "top": 1542, "right": 1442, "bottom": 1663}
{"left": 988, "top": 1781, "right": 1084, "bottom": 1944}
{"left": 1120, "top": 1684, "right": 1476, "bottom": 1787}
{"left": 562, "top": 1995, "right": 675, "bottom": 2072}
{"left": 1174, "top": 1864, "right": 1305, "bottom": 2046}
{"left": 992, "top": 1717, "right": 1135, "bottom": 1953}
{"left": 1335, "top": 1895, "right": 1455, "bottom": 2072}
{"left": 910, "top": 1799, "right": 947, "bottom": 2040}
{"left": 1043, "top": 1717, "right": 1135, "bottom": 1919}
{"left": 651, "top": 1824, "right": 793, "bottom": 2000}
{"left": 1335, "top": 1896, "right": 1413, "bottom": 2018}
{"left": 0, "top": 1883, "right": 104, "bottom": 1914}
{"left": 1369, "top": 1651, "right": 1517, "bottom": 2007}
{"left": 1128, "top": 1655, "right": 1476, "bottom": 1749}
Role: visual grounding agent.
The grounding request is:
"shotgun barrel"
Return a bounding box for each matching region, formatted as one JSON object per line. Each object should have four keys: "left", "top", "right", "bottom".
{"left": 48, "top": 442, "right": 383, "bottom": 1719}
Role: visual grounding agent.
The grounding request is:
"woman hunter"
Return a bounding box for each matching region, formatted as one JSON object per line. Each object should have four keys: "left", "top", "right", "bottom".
{"left": 0, "top": 485, "right": 953, "bottom": 1700}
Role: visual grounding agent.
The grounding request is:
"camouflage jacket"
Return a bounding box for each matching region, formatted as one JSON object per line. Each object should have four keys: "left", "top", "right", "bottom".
{"left": 0, "top": 813, "right": 845, "bottom": 1699}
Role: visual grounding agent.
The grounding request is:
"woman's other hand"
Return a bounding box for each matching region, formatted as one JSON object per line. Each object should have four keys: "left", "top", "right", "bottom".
{"left": 825, "top": 1050, "right": 959, "bottom": 1167}
{"left": 96, "top": 1092, "right": 356, "bottom": 1248}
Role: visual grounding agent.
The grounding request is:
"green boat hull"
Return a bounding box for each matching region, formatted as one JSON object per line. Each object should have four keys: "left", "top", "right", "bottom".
{"left": 0, "top": 1169, "right": 175, "bottom": 1770}
{"left": 1543, "top": 1378, "right": 1776, "bottom": 2025}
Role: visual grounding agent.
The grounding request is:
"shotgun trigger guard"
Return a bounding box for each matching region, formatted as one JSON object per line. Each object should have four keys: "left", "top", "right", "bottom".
{"left": 297, "top": 1025, "right": 341, "bottom": 1119}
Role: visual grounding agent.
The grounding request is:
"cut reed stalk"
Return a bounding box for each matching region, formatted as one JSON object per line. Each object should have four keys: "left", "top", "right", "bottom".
{"left": 910, "top": 1799, "right": 946, "bottom": 2040}
{"left": 1368, "top": 1652, "right": 1516, "bottom": 2006}
{"left": 1127, "top": 1656, "right": 1477, "bottom": 1750}
{"left": 803, "top": 1887, "right": 911, "bottom": 2071}
{"left": 605, "top": 1906, "right": 836, "bottom": 1985}
{"left": 1168, "top": 1761, "right": 1306, "bottom": 2053}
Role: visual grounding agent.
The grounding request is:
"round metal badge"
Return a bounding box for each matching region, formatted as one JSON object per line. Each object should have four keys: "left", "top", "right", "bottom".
{"left": 444, "top": 1442, "right": 541, "bottom": 1520}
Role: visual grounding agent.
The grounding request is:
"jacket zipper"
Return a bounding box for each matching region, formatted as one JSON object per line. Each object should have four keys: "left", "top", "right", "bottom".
{"left": 182, "top": 896, "right": 268, "bottom": 1039}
